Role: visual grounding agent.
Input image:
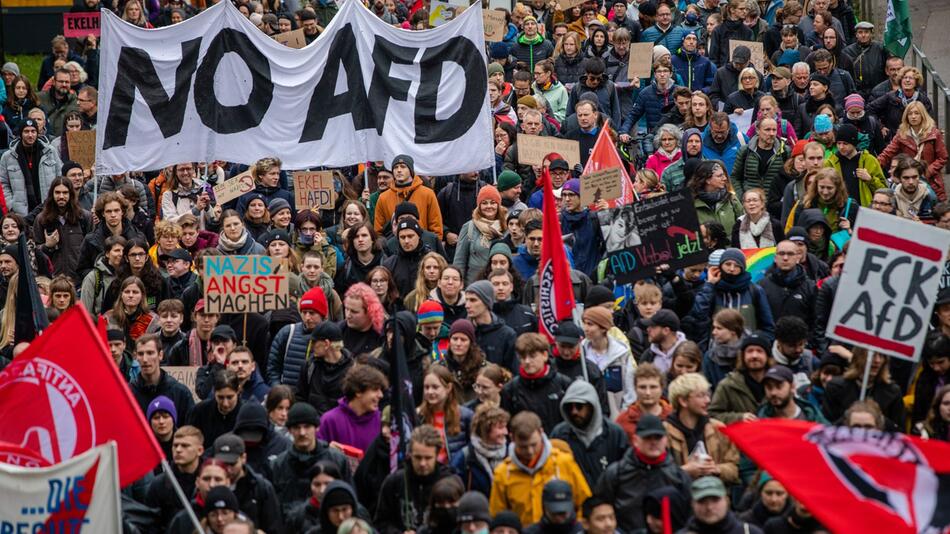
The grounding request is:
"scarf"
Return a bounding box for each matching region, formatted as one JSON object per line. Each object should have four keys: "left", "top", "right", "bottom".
{"left": 470, "top": 436, "right": 507, "bottom": 478}
{"left": 738, "top": 214, "right": 775, "bottom": 248}
{"left": 743, "top": 370, "right": 766, "bottom": 403}
{"left": 218, "top": 230, "right": 249, "bottom": 252}
{"left": 520, "top": 363, "right": 549, "bottom": 380}
{"left": 894, "top": 184, "right": 929, "bottom": 219}
{"left": 509, "top": 433, "right": 551, "bottom": 475}
{"left": 709, "top": 339, "right": 739, "bottom": 367}
{"left": 716, "top": 271, "right": 752, "bottom": 292}
{"left": 634, "top": 448, "right": 668, "bottom": 465}
{"left": 771, "top": 341, "right": 800, "bottom": 367}
{"left": 471, "top": 210, "right": 503, "bottom": 247}
{"left": 697, "top": 188, "right": 726, "bottom": 208}
{"left": 665, "top": 412, "right": 708, "bottom": 455}
{"left": 187, "top": 329, "right": 207, "bottom": 367}
{"left": 899, "top": 90, "right": 919, "bottom": 107}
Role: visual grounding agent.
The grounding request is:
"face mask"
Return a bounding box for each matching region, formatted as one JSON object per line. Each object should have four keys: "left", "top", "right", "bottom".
{"left": 685, "top": 12, "right": 698, "bottom": 23}
{"left": 431, "top": 507, "right": 458, "bottom": 529}
{"left": 298, "top": 233, "right": 315, "bottom": 246}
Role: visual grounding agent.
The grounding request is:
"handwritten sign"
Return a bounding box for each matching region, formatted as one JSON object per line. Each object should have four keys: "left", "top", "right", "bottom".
{"left": 729, "top": 40, "right": 767, "bottom": 73}
{"left": 558, "top": 0, "right": 588, "bottom": 11}
{"left": 162, "top": 366, "right": 200, "bottom": 402}
{"left": 212, "top": 171, "right": 255, "bottom": 206}
{"left": 430, "top": 0, "right": 465, "bottom": 27}
{"left": 581, "top": 167, "right": 622, "bottom": 206}
{"left": 63, "top": 12, "right": 100, "bottom": 38}
{"left": 627, "top": 42, "right": 655, "bottom": 80}
{"left": 605, "top": 190, "right": 705, "bottom": 283}
{"left": 293, "top": 171, "right": 336, "bottom": 210}
{"left": 483, "top": 10, "right": 507, "bottom": 41}
{"left": 67, "top": 130, "right": 96, "bottom": 170}
{"left": 517, "top": 134, "right": 581, "bottom": 168}
{"left": 274, "top": 28, "right": 306, "bottom": 49}
{"left": 204, "top": 255, "right": 290, "bottom": 314}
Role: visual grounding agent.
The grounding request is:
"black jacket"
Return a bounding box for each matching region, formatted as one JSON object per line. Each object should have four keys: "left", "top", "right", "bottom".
{"left": 595, "top": 448, "right": 692, "bottom": 533}
{"left": 374, "top": 464, "right": 456, "bottom": 534}
{"left": 552, "top": 357, "right": 609, "bottom": 414}
{"left": 233, "top": 465, "right": 284, "bottom": 534}
{"left": 813, "top": 274, "right": 838, "bottom": 351}
{"left": 75, "top": 221, "right": 145, "bottom": 279}
{"left": 187, "top": 397, "right": 243, "bottom": 449}
{"left": 555, "top": 53, "right": 587, "bottom": 85}
{"left": 709, "top": 19, "right": 754, "bottom": 67}
{"left": 475, "top": 313, "right": 519, "bottom": 373}
{"left": 296, "top": 350, "right": 355, "bottom": 417}
{"left": 677, "top": 512, "right": 764, "bottom": 534}
{"left": 843, "top": 41, "right": 890, "bottom": 97}
{"left": 354, "top": 434, "right": 390, "bottom": 518}
{"left": 501, "top": 365, "right": 574, "bottom": 433}
{"left": 383, "top": 242, "right": 431, "bottom": 297}
{"left": 129, "top": 370, "right": 196, "bottom": 425}
{"left": 767, "top": 87, "right": 804, "bottom": 136}
{"left": 266, "top": 442, "right": 351, "bottom": 516}
{"left": 551, "top": 416, "right": 629, "bottom": 488}
{"left": 757, "top": 264, "right": 816, "bottom": 334}
{"left": 493, "top": 299, "right": 537, "bottom": 336}
{"left": 823, "top": 376, "right": 905, "bottom": 431}
{"left": 341, "top": 321, "right": 385, "bottom": 357}
{"left": 144, "top": 467, "right": 196, "bottom": 532}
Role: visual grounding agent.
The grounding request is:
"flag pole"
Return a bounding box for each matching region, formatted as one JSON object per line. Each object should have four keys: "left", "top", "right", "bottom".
{"left": 858, "top": 350, "right": 873, "bottom": 401}
{"left": 162, "top": 459, "right": 203, "bottom": 532}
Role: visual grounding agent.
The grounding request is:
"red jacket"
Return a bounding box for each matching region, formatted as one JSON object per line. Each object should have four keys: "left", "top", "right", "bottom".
{"left": 878, "top": 126, "right": 949, "bottom": 180}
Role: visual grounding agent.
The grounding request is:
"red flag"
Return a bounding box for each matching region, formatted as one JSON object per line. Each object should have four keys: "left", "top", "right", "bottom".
{"left": 537, "top": 166, "right": 576, "bottom": 342}
{"left": 720, "top": 420, "right": 950, "bottom": 534}
{"left": 97, "top": 315, "right": 109, "bottom": 347}
{"left": 0, "top": 304, "right": 163, "bottom": 487}
{"left": 581, "top": 126, "right": 637, "bottom": 208}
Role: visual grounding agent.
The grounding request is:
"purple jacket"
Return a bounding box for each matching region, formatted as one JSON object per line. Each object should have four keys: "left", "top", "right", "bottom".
{"left": 317, "top": 398, "right": 381, "bottom": 454}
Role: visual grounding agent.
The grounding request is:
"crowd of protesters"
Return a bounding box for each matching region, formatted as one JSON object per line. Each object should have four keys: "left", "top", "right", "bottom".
{"left": 1, "top": 0, "right": 949, "bottom": 532}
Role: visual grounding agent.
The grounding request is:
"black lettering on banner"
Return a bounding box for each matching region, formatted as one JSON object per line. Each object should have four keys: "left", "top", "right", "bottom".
{"left": 194, "top": 28, "right": 273, "bottom": 133}
{"left": 367, "top": 36, "right": 415, "bottom": 135}
{"left": 299, "top": 24, "right": 374, "bottom": 142}
{"left": 415, "top": 37, "right": 486, "bottom": 143}
{"left": 103, "top": 38, "right": 201, "bottom": 149}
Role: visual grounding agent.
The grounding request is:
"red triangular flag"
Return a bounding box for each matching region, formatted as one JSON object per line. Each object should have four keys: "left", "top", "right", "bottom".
{"left": 537, "top": 165, "right": 576, "bottom": 342}
{"left": 582, "top": 126, "right": 636, "bottom": 208}
{"left": 0, "top": 304, "right": 163, "bottom": 487}
{"left": 720, "top": 420, "right": 950, "bottom": 534}
{"left": 97, "top": 315, "right": 109, "bottom": 348}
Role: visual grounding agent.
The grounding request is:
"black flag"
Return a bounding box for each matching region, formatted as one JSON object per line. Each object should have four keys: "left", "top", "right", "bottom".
{"left": 14, "top": 233, "right": 50, "bottom": 343}
{"left": 387, "top": 312, "right": 417, "bottom": 473}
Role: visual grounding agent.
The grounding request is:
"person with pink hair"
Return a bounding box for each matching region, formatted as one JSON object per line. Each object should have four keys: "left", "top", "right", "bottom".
{"left": 342, "top": 283, "right": 386, "bottom": 356}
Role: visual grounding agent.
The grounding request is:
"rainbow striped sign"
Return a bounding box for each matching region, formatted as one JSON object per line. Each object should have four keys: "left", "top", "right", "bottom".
{"left": 743, "top": 247, "right": 776, "bottom": 282}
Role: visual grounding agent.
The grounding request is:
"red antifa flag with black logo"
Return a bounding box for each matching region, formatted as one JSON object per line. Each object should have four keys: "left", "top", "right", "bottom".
{"left": 538, "top": 163, "right": 576, "bottom": 342}
{"left": 721, "top": 419, "right": 950, "bottom": 534}
{"left": 0, "top": 304, "right": 163, "bottom": 487}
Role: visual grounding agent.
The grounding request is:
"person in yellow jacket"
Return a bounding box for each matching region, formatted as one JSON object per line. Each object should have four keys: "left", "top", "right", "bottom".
{"left": 373, "top": 155, "right": 444, "bottom": 240}
{"left": 489, "top": 411, "right": 592, "bottom": 525}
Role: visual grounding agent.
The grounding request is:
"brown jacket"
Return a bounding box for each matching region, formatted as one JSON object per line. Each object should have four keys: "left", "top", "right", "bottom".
{"left": 664, "top": 416, "right": 740, "bottom": 485}
{"left": 373, "top": 176, "right": 444, "bottom": 239}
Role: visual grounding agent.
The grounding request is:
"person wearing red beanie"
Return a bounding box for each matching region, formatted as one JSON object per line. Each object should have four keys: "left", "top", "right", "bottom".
{"left": 265, "top": 287, "right": 328, "bottom": 388}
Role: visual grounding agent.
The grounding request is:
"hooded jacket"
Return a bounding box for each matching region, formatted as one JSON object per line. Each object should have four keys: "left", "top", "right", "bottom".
{"left": 731, "top": 135, "right": 790, "bottom": 196}
{"left": 501, "top": 364, "right": 574, "bottom": 433}
{"left": 621, "top": 81, "right": 682, "bottom": 134}
{"left": 296, "top": 348, "right": 355, "bottom": 417}
{"left": 375, "top": 463, "right": 456, "bottom": 534}
{"left": 0, "top": 136, "right": 61, "bottom": 216}
{"left": 318, "top": 481, "right": 361, "bottom": 534}
{"left": 383, "top": 240, "right": 431, "bottom": 297}
{"left": 758, "top": 264, "right": 816, "bottom": 332}
{"left": 582, "top": 335, "right": 637, "bottom": 420}
{"left": 560, "top": 207, "right": 605, "bottom": 277}
{"left": 555, "top": 53, "right": 587, "bottom": 85}
{"left": 373, "top": 176, "right": 443, "bottom": 239}
{"left": 267, "top": 439, "right": 351, "bottom": 516}
{"left": 709, "top": 370, "right": 761, "bottom": 424}
{"left": 701, "top": 121, "right": 746, "bottom": 173}
{"left": 550, "top": 381, "right": 629, "bottom": 487}
{"left": 672, "top": 47, "right": 716, "bottom": 91}
{"left": 661, "top": 128, "right": 704, "bottom": 192}
{"left": 437, "top": 177, "right": 486, "bottom": 241}
{"left": 825, "top": 150, "right": 887, "bottom": 207}
{"left": 317, "top": 397, "right": 381, "bottom": 453}
{"left": 510, "top": 33, "right": 555, "bottom": 72}
{"left": 488, "top": 434, "right": 592, "bottom": 525}
{"left": 233, "top": 403, "right": 291, "bottom": 474}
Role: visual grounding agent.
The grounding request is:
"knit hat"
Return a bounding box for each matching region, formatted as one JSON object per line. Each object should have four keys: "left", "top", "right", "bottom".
{"left": 582, "top": 306, "right": 613, "bottom": 331}
{"left": 584, "top": 285, "right": 615, "bottom": 308}
{"left": 321, "top": 481, "right": 357, "bottom": 510}
{"left": 813, "top": 114, "right": 833, "bottom": 134}
{"left": 836, "top": 123, "right": 859, "bottom": 146}
{"left": 106, "top": 328, "right": 125, "bottom": 342}
{"left": 489, "top": 43, "right": 510, "bottom": 60}
{"left": 791, "top": 139, "right": 809, "bottom": 157}
{"left": 287, "top": 402, "right": 319, "bottom": 428}
{"left": 777, "top": 49, "right": 800, "bottom": 66}
{"left": 203, "top": 486, "right": 240, "bottom": 517}
{"left": 488, "top": 62, "right": 505, "bottom": 77}
{"left": 562, "top": 179, "right": 580, "bottom": 195}
{"left": 19, "top": 119, "right": 38, "bottom": 135}
{"left": 516, "top": 95, "right": 538, "bottom": 109}
{"left": 488, "top": 242, "right": 512, "bottom": 263}
{"left": 707, "top": 249, "right": 724, "bottom": 267}
{"left": 417, "top": 300, "right": 445, "bottom": 325}
{"left": 809, "top": 72, "right": 830, "bottom": 87}
{"left": 741, "top": 335, "right": 770, "bottom": 354}
{"left": 299, "top": 9, "right": 316, "bottom": 21}
{"left": 652, "top": 45, "right": 671, "bottom": 63}
{"left": 844, "top": 93, "right": 865, "bottom": 111}
{"left": 638, "top": 1, "right": 656, "bottom": 17}
{"left": 491, "top": 511, "right": 523, "bottom": 533}
{"left": 477, "top": 185, "right": 502, "bottom": 206}
{"left": 771, "top": 66, "right": 792, "bottom": 80}
{"left": 719, "top": 248, "right": 747, "bottom": 270}
{"left": 732, "top": 45, "right": 751, "bottom": 63}
{"left": 458, "top": 491, "right": 492, "bottom": 524}
{"left": 311, "top": 321, "right": 343, "bottom": 342}
{"left": 394, "top": 201, "right": 420, "bottom": 221}
{"left": 267, "top": 197, "right": 292, "bottom": 217}
{"left": 786, "top": 226, "right": 808, "bottom": 242}
{"left": 523, "top": 14, "right": 537, "bottom": 23}
{"left": 392, "top": 154, "right": 415, "bottom": 176}
{"left": 260, "top": 229, "right": 292, "bottom": 248}
{"left": 496, "top": 170, "right": 521, "bottom": 193}
{"left": 396, "top": 218, "right": 422, "bottom": 237}
{"left": 61, "top": 160, "right": 83, "bottom": 176}
{"left": 466, "top": 280, "right": 495, "bottom": 309}
{"left": 299, "top": 287, "right": 329, "bottom": 317}
{"left": 1, "top": 62, "right": 19, "bottom": 76}
{"left": 449, "top": 318, "right": 476, "bottom": 342}
{"left": 146, "top": 395, "right": 178, "bottom": 426}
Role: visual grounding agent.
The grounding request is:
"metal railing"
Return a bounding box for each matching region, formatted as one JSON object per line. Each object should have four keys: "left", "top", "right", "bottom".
{"left": 906, "top": 45, "right": 950, "bottom": 172}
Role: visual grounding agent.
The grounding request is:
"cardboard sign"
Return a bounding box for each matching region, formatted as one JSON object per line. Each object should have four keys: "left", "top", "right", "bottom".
{"left": 729, "top": 40, "right": 766, "bottom": 73}
{"left": 483, "top": 9, "right": 507, "bottom": 41}
{"left": 517, "top": 134, "right": 581, "bottom": 168}
{"left": 67, "top": 130, "right": 96, "bottom": 170}
{"left": 605, "top": 190, "right": 705, "bottom": 283}
{"left": 63, "top": 12, "right": 100, "bottom": 38}
{"left": 293, "top": 171, "right": 336, "bottom": 210}
{"left": 430, "top": 0, "right": 465, "bottom": 27}
{"left": 274, "top": 28, "right": 307, "bottom": 49}
{"left": 213, "top": 171, "right": 256, "bottom": 205}
{"left": 162, "top": 366, "right": 200, "bottom": 402}
{"left": 627, "top": 42, "right": 655, "bottom": 80}
{"left": 203, "top": 255, "right": 290, "bottom": 314}
{"left": 488, "top": 0, "right": 511, "bottom": 10}
{"left": 581, "top": 167, "right": 622, "bottom": 206}
{"left": 558, "top": 0, "right": 588, "bottom": 11}
{"left": 826, "top": 210, "right": 950, "bottom": 361}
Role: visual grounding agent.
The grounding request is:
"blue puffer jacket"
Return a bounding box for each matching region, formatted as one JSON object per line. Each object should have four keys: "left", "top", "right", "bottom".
{"left": 640, "top": 24, "right": 691, "bottom": 53}
{"left": 701, "top": 121, "right": 746, "bottom": 172}
{"left": 561, "top": 208, "right": 604, "bottom": 277}
{"left": 688, "top": 278, "right": 775, "bottom": 347}
{"left": 671, "top": 48, "right": 716, "bottom": 91}
{"left": 266, "top": 322, "right": 315, "bottom": 386}
{"left": 444, "top": 406, "right": 474, "bottom": 463}
{"left": 621, "top": 82, "right": 682, "bottom": 134}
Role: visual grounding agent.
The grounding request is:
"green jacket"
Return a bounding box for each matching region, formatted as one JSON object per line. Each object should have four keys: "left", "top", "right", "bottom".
{"left": 824, "top": 150, "right": 887, "bottom": 207}
{"left": 709, "top": 371, "right": 759, "bottom": 424}
{"left": 731, "top": 137, "right": 790, "bottom": 197}
{"left": 693, "top": 192, "right": 744, "bottom": 238}
{"left": 660, "top": 158, "right": 689, "bottom": 192}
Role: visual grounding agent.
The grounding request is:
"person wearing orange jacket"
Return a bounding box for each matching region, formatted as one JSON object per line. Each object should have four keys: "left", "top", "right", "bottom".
{"left": 373, "top": 154, "right": 443, "bottom": 240}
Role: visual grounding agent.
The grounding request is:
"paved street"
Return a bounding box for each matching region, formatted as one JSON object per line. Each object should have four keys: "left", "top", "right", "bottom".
{"left": 911, "top": 0, "right": 950, "bottom": 86}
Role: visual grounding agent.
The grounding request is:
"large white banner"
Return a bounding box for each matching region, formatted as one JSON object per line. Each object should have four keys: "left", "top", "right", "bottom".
{"left": 0, "top": 442, "right": 121, "bottom": 532}
{"left": 95, "top": 0, "right": 493, "bottom": 175}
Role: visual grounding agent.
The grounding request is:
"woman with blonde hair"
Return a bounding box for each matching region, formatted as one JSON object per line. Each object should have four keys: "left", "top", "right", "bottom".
{"left": 878, "top": 101, "right": 949, "bottom": 201}
{"left": 453, "top": 186, "right": 507, "bottom": 284}
{"left": 237, "top": 157, "right": 294, "bottom": 219}
{"left": 122, "top": 0, "right": 152, "bottom": 27}
{"left": 404, "top": 251, "right": 447, "bottom": 312}
{"left": 634, "top": 168, "right": 666, "bottom": 198}
{"left": 554, "top": 32, "right": 586, "bottom": 84}
{"left": 747, "top": 95, "right": 797, "bottom": 143}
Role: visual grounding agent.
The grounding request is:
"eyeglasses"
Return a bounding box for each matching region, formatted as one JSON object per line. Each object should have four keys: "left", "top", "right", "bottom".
{"left": 128, "top": 252, "right": 147, "bottom": 258}
{"left": 370, "top": 278, "right": 388, "bottom": 285}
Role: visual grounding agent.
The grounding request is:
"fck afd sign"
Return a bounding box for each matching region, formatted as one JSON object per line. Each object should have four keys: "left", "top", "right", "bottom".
{"left": 827, "top": 210, "right": 950, "bottom": 361}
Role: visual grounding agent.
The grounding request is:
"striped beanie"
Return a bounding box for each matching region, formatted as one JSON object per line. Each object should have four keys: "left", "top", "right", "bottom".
{"left": 417, "top": 300, "right": 444, "bottom": 325}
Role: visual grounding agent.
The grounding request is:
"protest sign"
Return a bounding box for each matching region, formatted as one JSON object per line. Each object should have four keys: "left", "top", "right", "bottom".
{"left": 430, "top": 0, "right": 465, "bottom": 27}
{"left": 605, "top": 190, "right": 705, "bottom": 283}
{"left": 273, "top": 28, "right": 307, "bottom": 48}
{"left": 729, "top": 40, "right": 766, "bottom": 73}
{"left": 483, "top": 10, "right": 508, "bottom": 41}
{"left": 488, "top": 0, "right": 511, "bottom": 10}
{"left": 627, "top": 43, "right": 655, "bottom": 80}
{"left": 67, "top": 130, "right": 97, "bottom": 170}
{"left": 0, "top": 443, "right": 121, "bottom": 532}
{"left": 293, "top": 171, "right": 336, "bottom": 210}
{"left": 558, "top": 0, "right": 588, "bottom": 11}
{"left": 517, "top": 134, "right": 582, "bottom": 168}
{"left": 63, "top": 12, "right": 101, "bottom": 38}
{"left": 581, "top": 167, "right": 622, "bottom": 206}
{"left": 162, "top": 367, "right": 200, "bottom": 402}
{"left": 212, "top": 171, "right": 255, "bottom": 206}
{"left": 826, "top": 210, "right": 950, "bottom": 361}
{"left": 204, "top": 256, "right": 290, "bottom": 314}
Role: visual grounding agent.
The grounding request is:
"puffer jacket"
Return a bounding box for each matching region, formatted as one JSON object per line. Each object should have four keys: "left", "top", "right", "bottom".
{"left": 664, "top": 414, "right": 740, "bottom": 485}
{"left": 0, "top": 137, "right": 61, "bottom": 215}
{"left": 550, "top": 381, "right": 629, "bottom": 487}
{"left": 688, "top": 275, "right": 775, "bottom": 347}
{"left": 501, "top": 364, "right": 574, "bottom": 433}
{"left": 266, "top": 442, "right": 351, "bottom": 516}
{"left": 641, "top": 23, "right": 692, "bottom": 52}
{"left": 692, "top": 191, "right": 744, "bottom": 238}
{"left": 757, "top": 264, "right": 816, "bottom": 332}
{"left": 701, "top": 121, "right": 746, "bottom": 173}
{"left": 560, "top": 208, "right": 604, "bottom": 277}
{"left": 555, "top": 53, "right": 587, "bottom": 85}
{"left": 266, "top": 321, "right": 315, "bottom": 386}
{"left": 621, "top": 81, "right": 681, "bottom": 134}
{"left": 509, "top": 33, "right": 555, "bottom": 72}
{"left": 731, "top": 136, "right": 790, "bottom": 196}
{"left": 708, "top": 18, "right": 754, "bottom": 67}
{"left": 671, "top": 47, "right": 716, "bottom": 91}
{"left": 709, "top": 370, "right": 760, "bottom": 423}
{"left": 474, "top": 313, "right": 519, "bottom": 373}
{"left": 488, "top": 435, "right": 592, "bottom": 525}
{"left": 373, "top": 176, "right": 443, "bottom": 239}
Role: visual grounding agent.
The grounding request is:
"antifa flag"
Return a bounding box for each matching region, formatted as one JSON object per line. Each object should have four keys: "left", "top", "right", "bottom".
{"left": 721, "top": 420, "right": 950, "bottom": 534}
{"left": 581, "top": 126, "right": 636, "bottom": 209}
{"left": 14, "top": 233, "right": 50, "bottom": 343}
{"left": 0, "top": 304, "right": 163, "bottom": 487}
{"left": 537, "top": 164, "right": 576, "bottom": 342}
{"left": 388, "top": 317, "right": 415, "bottom": 473}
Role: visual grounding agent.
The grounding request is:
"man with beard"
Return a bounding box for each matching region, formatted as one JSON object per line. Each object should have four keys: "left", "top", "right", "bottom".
{"left": 682, "top": 477, "right": 764, "bottom": 534}
{"left": 758, "top": 241, "right": 816, "bottom": 331}
{"left": 382, "top": 218, "right": 431, "bottom": 297}
{"left": 33, "top": 176, "right": 92, "bottom": 280}
{"left": 299, "top": 10, "right": 321, "bottom": 44}
{"left": 295, "top": 321, "right": 354, "bottom": 417}
{"left": 810, "top": 49, "right": 856, "bottom": 110}
{"left": 891, "top": 157, "right": 935, "bottom": 220}
{"left": 504, "top": 109, "right": 546, "bottom": 190}
{"left": 552, "top": 320, "right": 607, "bottom": 412}
{"left": 37, "top": 68, "right": 78, "bottom": 137}
{"left": 551, "top": 380, "right": 628, "bottom": 487}
{"left": 709, "top": 336, "right": 772, "bottom": 424}
{"left": 523, "top": 481, "right": 584, "bottom": 534}
{"left": 758, "top": 365, "right": 828, "bottom": 422}
{"left": 0, "top": 119, "right": 61, "bottom": 216}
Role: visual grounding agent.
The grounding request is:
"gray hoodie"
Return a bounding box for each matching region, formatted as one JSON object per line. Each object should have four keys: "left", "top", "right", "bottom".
{"left": 558, "top": 381, "right": 603, "bottom": 447}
